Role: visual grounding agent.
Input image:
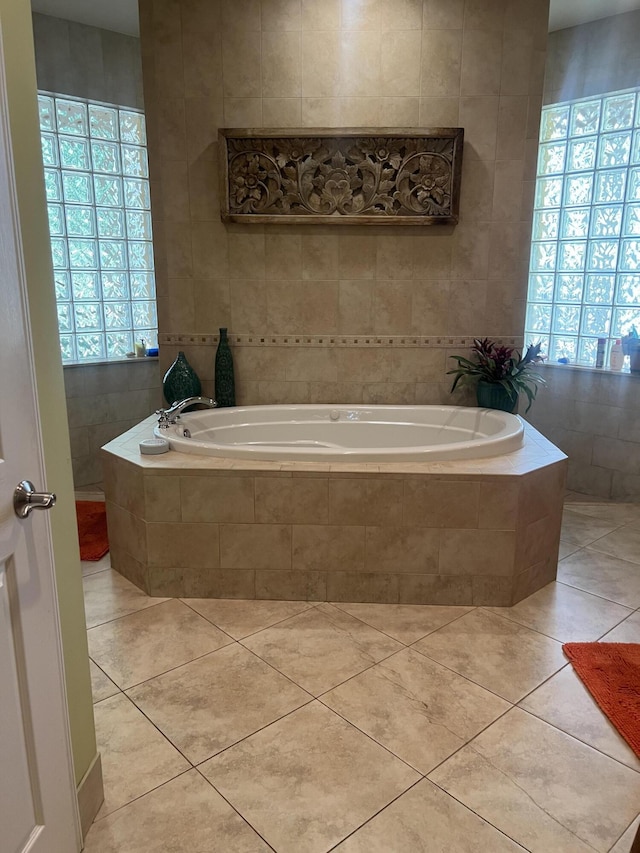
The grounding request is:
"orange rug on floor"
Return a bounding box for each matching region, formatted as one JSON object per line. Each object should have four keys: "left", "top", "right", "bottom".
{"left": 563, "top": 642, "right": 640, "bottom": 758}
{"left": 76, "top": 501, "right": 109, "bottom": 561}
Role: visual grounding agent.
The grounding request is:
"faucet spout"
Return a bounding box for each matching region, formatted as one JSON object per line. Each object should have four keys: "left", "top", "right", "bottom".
{"left": 156, "top": 396, "right": 218, "bottom": 428}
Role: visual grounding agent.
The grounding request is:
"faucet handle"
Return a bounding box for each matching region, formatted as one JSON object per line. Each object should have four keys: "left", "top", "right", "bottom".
{"left": 155, "top": 408, "right": 171, "bottom": 429}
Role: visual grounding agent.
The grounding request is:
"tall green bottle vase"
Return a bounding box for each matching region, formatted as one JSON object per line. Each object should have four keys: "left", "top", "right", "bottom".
{"left": 163, "top": 351, "right": 201, "bottom": 405}
{"left": 215, "top": 328, "right": 236, "bottom": 407}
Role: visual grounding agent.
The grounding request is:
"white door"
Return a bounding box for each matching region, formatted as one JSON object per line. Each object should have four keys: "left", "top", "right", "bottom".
{"left": 0, "top": 21, "right": 81, "bottom": 853}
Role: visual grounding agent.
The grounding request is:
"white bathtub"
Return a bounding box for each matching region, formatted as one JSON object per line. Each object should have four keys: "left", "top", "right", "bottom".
{"left": 154, "top": 404, "right": 524, "bottom": 462}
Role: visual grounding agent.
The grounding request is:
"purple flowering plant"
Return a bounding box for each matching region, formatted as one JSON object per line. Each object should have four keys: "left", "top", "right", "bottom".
{"left": 448, "top": 338, "right": 546, "bottom": 412}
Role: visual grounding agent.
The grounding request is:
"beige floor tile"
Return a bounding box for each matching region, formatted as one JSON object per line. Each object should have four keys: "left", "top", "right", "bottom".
{"left": 182, "top": 596, "right": 315, "bottom": 639}
{"left": 333, "top": 778, "right": 526, "bottom": 852}
{"left": 560, "top": 509, "right": 620, "bottom": 546}
{"left": 611, "top": 817, "right": 640, "bottom": 853}
{"left": 558, "top": 540, "right": 581, "bottom": 560}
{"left": 429, "top": 707, "right": 640, "bottom": 853}
{"left": 323, "top": 647, "right": 510, "bottom": 774}
{"left": 558, "top": 548, "right": 640, "bottom": 608}
{"left": 83, "top": 569, "right": 166, "bottom": 629}
{"left": 200, "top": 702, "right": 419, "bottom": 853}
{"left": 412, "top": 609, "right": 566, "bottom": 703}
{"left": 90, "top": 660, "right": 119, "bottom": 703}
{"left": 520, "top": 666, "right": 640, "bottom": 772}
{"left": 88, "top": 599, "right": 231, "bottom": 689}
{"left": 127, "top": 643, "right": 310, "bottom": 764}
{"left": 83, "top": 769, "right": 272, "bottom": 852}
{"left": 93, "top": 693, "right": 190, "bottom": 818}
{"left": 242, "top": 603, "right": 402, "bottom": 695}
{"left": 82, "top": 553, "right": 111, "bottom": 577}
{"left": 563, "top": 502, "right": 640, "bottom": 527}
{"left": 331, "top": 602, "right": 474, "bottom": 644}
{"left": 600, "top": 609, "right": 640, "bottom": 642}
{"left": 588, "top": 525, "right": 640, "bottom": 565}
{"left": 486, "top": 582, "right": 633, "bottom": 642}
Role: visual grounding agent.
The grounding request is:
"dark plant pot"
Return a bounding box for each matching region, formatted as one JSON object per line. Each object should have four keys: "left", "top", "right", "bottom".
{"left": 629, "top": 344, "right": 640, "bottom": 375}
{"left": 476, "top": 381, "right": 517, "bottom": 413}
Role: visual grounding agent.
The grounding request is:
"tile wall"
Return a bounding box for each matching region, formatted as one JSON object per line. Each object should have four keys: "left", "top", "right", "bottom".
{"left": 544, "top": 9, "right": 640, "bottom": 105}
{"left": 526, "top": 366, "right": 640, "bottom": 499}
{"left": 65, "top": 360, "right": 161, "bottom": 486}
{"left": 139, "top": 0, "right": 550, "bottom": 404}
{"left": 32, "top": 12, "right": 144, "bottom": 110}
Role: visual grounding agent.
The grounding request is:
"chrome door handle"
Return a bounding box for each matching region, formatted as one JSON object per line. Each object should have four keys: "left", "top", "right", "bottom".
{"left": 13, "top": 480, "right": 57, "bottom": 519}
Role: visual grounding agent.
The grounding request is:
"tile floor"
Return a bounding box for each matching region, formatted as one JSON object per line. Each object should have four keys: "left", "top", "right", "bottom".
{"left": 82, "top": 497, "right": 640, "bottom": 852}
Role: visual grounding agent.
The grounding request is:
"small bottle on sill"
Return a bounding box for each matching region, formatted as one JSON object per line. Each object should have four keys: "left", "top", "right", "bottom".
{"left": 609, "top": 339, "right": 624, "bottom": 371}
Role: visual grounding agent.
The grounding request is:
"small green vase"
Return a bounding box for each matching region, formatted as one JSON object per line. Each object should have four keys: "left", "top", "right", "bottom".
{"left": 163, "top": 351, "right": 201, "bottom": 405}
{"left": 215, "top": 328, "right": 235, "bottom": 407}
{"left": 476, "top": 381, "right": 517, "bottom": 413}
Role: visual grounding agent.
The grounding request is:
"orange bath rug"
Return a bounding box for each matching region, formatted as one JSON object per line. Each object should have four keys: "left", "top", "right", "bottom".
{"left": 563, "top": 642, "right": 640, "bottom": 758}
{"left": 76, "top": 501, "right": 109, "bottom": 561}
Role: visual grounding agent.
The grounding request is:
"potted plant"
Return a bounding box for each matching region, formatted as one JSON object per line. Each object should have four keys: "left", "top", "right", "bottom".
{"left": 448, "top": 338, "right": 546, "bottom": 413}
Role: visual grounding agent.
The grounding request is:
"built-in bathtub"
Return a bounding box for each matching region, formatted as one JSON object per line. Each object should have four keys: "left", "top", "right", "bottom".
{"left": 102, "top": 405, "right": 567, "bottom": 607}
{"left": 154, "top": 404, "right": 524, "bottom": 462}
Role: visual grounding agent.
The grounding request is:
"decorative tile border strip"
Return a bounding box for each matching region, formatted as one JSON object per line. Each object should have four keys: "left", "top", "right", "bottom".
{"left": 219, "top": 128, "right": 463, "bottom": 225}
{"left": 159, "top": 333, "right": 523, "bottom": 349}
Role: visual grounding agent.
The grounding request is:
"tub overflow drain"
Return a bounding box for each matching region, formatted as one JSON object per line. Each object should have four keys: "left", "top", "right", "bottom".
{"left": 330, "top": 410, "right": 340, "bottom": 421}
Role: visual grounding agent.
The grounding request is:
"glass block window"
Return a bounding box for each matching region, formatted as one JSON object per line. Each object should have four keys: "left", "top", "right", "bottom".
{"left": 39, "top": 93, "right": 157, "bottom": 362}
{"left": 527, "top": 88, "right": 640, "bottom": 367}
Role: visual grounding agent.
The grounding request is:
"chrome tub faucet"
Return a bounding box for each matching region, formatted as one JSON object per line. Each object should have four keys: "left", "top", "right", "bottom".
{"left": 156, "top": 396, "right": 217, "bottom": 429}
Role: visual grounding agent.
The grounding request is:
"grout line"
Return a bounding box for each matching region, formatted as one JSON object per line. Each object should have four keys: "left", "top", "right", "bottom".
{"left": 609, "top": 815, "right": 640, "bottom": 853}
{"left": 89, "top": 767, "right": 194, "bottom": 826}
{"left": 115, "top": 640, "right": 235, "bottom": 693}
{"left": 555, "top": 577, "right": 638, "bottom": 610}
{"left": 180, "top": 597, "right": 319, "bottom": 641}
{"left": 516, "top": 702, "right": 640, "bottom": 777}
{"left": 324, "top": 777, "right": 426, "bottom": 852}
{"left": 315, "top": 691, "right": 427, "bottom": 775}
{"left": 426, "top": 774, "right": 584, "bottom": 853}
{"left": 84, "top": 597, "right": 169, "bottom": 630}
{"left": 409, "top": 620, "right": 564, "bottom": 706}
{"left": 478, "top": 592, "right": 632, "bottom": 646}
{"left": 194, "top": 765, "right": 277, "bottom": 852}
{"left": 327, "top": 600, "right": 477, "bottom": 646}
{"left": 420, "top": 701, "right": 516, "bottom": 781}
{"left": 191, "top": 693, "right": 315, "bottom": 767}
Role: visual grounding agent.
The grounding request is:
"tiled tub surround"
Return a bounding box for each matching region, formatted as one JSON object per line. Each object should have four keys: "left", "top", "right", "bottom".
{"left": 102, "top": 417, "right": 567, "bottom": 606}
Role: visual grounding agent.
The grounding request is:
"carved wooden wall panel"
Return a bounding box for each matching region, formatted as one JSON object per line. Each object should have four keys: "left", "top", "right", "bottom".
{"left": 219, "top": 128, "right": 463, "bottom": 226}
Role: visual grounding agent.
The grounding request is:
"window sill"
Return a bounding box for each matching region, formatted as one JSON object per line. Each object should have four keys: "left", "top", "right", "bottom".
{"left": 539, "top": 361, "right": 640, "bottom": 379}
{"left": 62, "top": 356, "right": 159, "bottom": 369}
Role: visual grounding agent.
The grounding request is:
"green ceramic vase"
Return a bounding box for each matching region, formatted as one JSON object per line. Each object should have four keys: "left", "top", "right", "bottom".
{"left": 215, "top": 328, "right": 236, "bottom": 407}
{"left": 476, "top": 381, "right": 517, "bottom": 413}
{"left": 163, "top": 351, "right": 201, "bottom": 405}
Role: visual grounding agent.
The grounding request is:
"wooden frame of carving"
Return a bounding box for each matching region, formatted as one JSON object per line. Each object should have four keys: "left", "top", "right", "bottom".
{"left": 219, "top": 127, "right": 463, "bottom": 226}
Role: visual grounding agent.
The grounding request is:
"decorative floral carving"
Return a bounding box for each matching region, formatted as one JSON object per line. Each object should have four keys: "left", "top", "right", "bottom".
{"left": 220, "top": 130, "right": 463, "bottom": 225}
